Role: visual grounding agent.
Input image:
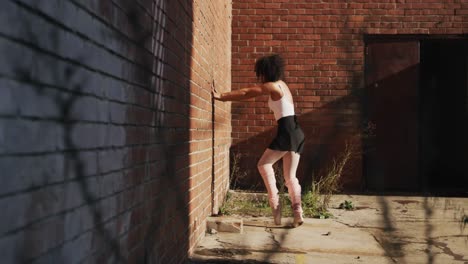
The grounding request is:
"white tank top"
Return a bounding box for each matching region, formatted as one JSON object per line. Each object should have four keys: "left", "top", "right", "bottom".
{"left": 268, "top": 85, "right": 295, "bottom": 120}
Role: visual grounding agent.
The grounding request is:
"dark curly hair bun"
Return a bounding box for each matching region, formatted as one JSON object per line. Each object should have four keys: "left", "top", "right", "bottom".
{"left": 254, "top": 54, "right": 285, "bottom": 83}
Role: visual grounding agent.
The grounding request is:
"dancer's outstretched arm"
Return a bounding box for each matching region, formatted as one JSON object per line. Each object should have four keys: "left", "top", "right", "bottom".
{"left": 212, "top": 86, "right": 264, "bottom": 101}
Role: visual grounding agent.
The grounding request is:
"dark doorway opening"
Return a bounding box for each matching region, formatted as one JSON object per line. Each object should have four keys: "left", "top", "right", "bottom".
{"left": 420, "top": 40, "right": 468, "bottom": 194}
{"left": 364, "top": 36, "right": 468, "bottom": 195}
{"left": 364, "top": 40, "right": 420, "bottom": 192}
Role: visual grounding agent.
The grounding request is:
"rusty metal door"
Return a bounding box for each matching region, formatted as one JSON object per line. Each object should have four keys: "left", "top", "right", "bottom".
{"left": 364, "top": 41, "right": 420, "bottom": 191}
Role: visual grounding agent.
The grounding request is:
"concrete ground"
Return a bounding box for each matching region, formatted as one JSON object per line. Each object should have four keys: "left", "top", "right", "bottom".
{"left": 189, "top": 194, "right": 468, "bottom": 264}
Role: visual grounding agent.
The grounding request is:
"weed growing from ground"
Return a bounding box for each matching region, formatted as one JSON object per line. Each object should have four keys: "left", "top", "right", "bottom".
{"left": 304, "top": 123, "right": 375, "bottom": 217}
{"left": 302, "top": 142, "right": 354, "bottom": 218}
{"left": 218, "top": 191, "right": 272, "bottom": 217}
{"left": 339, "top": 200, "right": 355, "bottom": 210}
{"left": 229, "top": 152, "right": 248, "bottom": 190}
{"left": 218, "top": 191, "right": 232, "bottom": 216}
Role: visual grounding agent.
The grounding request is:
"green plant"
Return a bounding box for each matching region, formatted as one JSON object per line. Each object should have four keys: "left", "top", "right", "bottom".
{"left": 229, "top": 152, "right": 248, "bottom": 190}
{"left": 301, "top": 141, "right": 355, "bottom": 218}
{"left": 225, "top": 190, "right": 232, "bottom": 201}
{"left": 311, "top": 143, "right": 353, "bottom": 204}
{"left": 317, "top": 211, "right": 333, "bottom": 219}
{"left": 216, "top": 191, "right": 271, "bottom": 217}
{"left": 339, "top": 200, "right": 355, "bottom": 210}
{"left": 302, "top": 189, "right": 321, "bottom": 217}
{"left": 254, "top": 199, "right": 269, "bottom": 209}
{"left": 218, "top": 205, "right": 231, "bottom": 216}
{"left": 218, "top": 191, "right": 232, "bottom": 216}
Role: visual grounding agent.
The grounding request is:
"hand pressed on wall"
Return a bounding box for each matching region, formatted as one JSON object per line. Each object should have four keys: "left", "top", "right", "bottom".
{"left": 211, "top": 80, "right": 222, "bottom": 101}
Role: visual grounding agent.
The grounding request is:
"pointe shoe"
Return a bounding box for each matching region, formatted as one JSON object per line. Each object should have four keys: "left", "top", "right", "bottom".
{"left": 293, "top": 211, "right": 304, "bottom": 228}
{"left": 272, "top": 204, "right": 282, "bottom": 225}
{"left": 292, "top": 203, "right": 304, "bottom": 227}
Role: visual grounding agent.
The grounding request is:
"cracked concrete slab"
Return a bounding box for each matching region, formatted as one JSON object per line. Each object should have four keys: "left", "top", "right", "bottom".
{"left": 189, "top": 195, "right": 468, "bottom": 264}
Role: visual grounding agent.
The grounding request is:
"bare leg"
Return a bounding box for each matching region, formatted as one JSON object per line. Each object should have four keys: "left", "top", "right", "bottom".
{"left": 283, "top": 151, "right": 303, "bottom": 227}
{"left": 257, "top": 149, "right": 287, "bottom": 224}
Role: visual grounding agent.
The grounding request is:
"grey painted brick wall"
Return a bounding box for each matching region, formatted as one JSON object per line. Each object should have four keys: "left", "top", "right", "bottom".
{"left": 0, "top": 0, "right": 211, "bottom": 263}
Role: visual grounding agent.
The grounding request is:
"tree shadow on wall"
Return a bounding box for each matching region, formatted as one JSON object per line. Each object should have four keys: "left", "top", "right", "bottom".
{"left": 1, "top": 0, "right": 193, "bottom": 263}
{"left": 127, "top": 2, "right": 195, "bottom": 262}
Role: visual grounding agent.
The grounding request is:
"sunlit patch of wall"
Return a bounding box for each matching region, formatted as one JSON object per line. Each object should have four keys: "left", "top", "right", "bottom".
{"left": 188, "top": 0, "right": 232, "bottom": 254}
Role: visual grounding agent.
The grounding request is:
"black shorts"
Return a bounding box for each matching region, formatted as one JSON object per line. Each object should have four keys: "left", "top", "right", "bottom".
{"left": 268, "top": 115, "right": 305, "bottom": 154}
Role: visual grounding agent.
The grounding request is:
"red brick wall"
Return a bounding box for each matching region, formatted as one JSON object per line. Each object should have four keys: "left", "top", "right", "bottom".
{"left": 189, "top": 0, "right": 232, "bottom": 256}
{"left": 231, "top": 0, "right": 468, "bottom": 191}
{"left": 0, "top": 0, "right": 230, "bottom": 263}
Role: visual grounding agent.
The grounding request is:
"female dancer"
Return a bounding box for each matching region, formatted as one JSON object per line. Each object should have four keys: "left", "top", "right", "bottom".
{"left": 212, "top": 54, "right": 305, "bottom": 227}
